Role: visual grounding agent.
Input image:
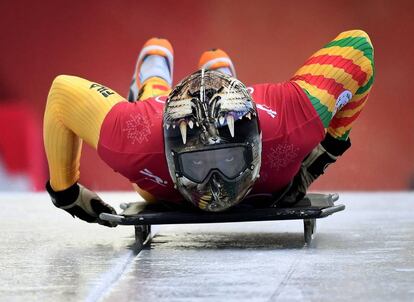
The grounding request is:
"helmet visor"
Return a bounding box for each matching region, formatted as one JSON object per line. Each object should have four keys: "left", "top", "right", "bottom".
{"left": 177, "top": 144, "right": 252, "bottom": 183}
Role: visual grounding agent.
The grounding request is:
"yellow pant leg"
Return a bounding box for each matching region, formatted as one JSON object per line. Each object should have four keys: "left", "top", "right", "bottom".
{"left": 137, "top": 77, "right": 171, "bottom": 101}
{"left": 43, "top": 75, "right": 125, "bottom": 191}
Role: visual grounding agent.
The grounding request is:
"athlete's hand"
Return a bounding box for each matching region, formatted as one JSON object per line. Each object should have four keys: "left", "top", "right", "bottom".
{"left": 277, "top": 169, "right": 309, "bottom": 206}
{"left": 46, "top": 182, "right": 117, "bottom": 227}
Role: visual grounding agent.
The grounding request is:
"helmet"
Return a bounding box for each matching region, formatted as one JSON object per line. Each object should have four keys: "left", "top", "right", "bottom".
{"left": 163, "top": 69, "right": 261, "bottom": 212}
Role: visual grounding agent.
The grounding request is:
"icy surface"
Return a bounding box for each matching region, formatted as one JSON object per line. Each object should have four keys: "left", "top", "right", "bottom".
{"left": 1, "top": 192, "right": 414, "bottom": 301}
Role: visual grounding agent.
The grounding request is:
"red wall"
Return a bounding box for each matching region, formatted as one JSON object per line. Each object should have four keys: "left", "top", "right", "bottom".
{"left": 1, "top": 0, "right": 413, "bottom": 191}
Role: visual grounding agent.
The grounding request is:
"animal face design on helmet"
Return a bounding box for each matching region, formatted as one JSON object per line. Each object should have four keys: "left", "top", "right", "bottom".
{"left": 164, "top": 69, "right": 262, "bottom": 212}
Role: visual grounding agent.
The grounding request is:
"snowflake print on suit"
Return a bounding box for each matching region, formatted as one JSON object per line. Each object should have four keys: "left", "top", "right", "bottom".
{"left": 267, "top": 144, "right": 300, "bottom": 172}
{"left": 122, "top": 113, "right": 153, "bottom": 144}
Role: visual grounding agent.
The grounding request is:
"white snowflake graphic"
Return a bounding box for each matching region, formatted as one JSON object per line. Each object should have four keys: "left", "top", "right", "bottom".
{"left": 267, "top": 143, "right": 300, "bottom": 172}
{"left": 122, "top": 113, "right": 153, "bottom": 144}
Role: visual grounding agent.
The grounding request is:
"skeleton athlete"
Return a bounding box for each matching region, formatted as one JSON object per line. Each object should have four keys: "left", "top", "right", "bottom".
{"left": 44, "top": 30, "right": 374, "bottom": 226}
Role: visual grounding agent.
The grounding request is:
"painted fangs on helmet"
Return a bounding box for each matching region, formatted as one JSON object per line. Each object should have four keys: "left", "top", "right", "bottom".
{"left": 198, "top": 193, "right": 212, "bottom": 210}
{"left": 199, "top": 193, "right": 211, "bottom": 202}
{"left": 246, "top": 112, "right": 251, "bottom": 120}
{"left": 166, "top": 123, "right": 170, "bottom": 130}
{"left": 179, "top": 120, "right": 187, "bottom": 144}
{"left": 188, "top": 120, "right": 194, "bottom": 129}
{"left": 219, "top": 115, "right": 225, "bottom": 125}
{"left": 226, "top": 115, "right": 235, "bottom": 137}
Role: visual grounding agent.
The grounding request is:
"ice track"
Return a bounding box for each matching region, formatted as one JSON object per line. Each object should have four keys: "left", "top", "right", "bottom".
{"left": 1, "top": 192, "right": 414, "bottom": 301}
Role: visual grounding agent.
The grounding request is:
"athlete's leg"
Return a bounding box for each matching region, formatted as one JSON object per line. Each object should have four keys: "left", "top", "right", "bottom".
{"left": 198, "top": 48, "right": 236, "bottom": 77}
{"left": 291, "top": 29, "right": 374, "bottom": 138}
{"left": 128, "top": 38, "right": 174, "bottom": 102}
{"left": 127, "top": 38, "right": 174, "bottom": 202}
{"left": 43, "top": 75, "right": 125, "bottom": 191}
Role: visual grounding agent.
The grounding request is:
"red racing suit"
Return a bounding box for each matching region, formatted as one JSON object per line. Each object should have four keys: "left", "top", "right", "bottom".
{"left": 98, "top": 81, "right": 325, "bottom": 203}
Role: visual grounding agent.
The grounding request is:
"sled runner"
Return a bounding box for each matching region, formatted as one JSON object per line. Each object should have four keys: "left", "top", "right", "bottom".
{"left": 100, "top": 193, "right": 344, "bottom": 247}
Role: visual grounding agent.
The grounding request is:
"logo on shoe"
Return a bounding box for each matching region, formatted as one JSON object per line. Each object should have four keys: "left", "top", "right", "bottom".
{"left": 139, "top": 168, "right": 168, "bottom": 186}
{"left": 90, "top": 83, "right": 115, "bottom": 98}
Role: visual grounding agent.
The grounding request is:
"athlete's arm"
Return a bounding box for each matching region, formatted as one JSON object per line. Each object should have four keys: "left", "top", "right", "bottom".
{"left": 279, "top": 29, "right": 375, "bottom": 205}
{"left": 43, "top": 75, "right": 125, "bottom": 226}
{"left": 291, "top": 29, "right": 374, "bottom": 140}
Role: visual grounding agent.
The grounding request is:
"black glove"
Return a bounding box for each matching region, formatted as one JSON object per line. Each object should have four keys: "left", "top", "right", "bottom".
{"left": 276, "top": 134, "right": 351, "bottom": 207}
{"left": 46, "top": 181, "right": 117, "bottom": 227}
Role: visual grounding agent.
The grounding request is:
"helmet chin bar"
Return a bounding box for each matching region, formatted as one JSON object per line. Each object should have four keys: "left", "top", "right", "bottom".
{"left": 209, "top": 173, "right": 222, "bottom": 201}
{"left": 175, "top": 167, "right": 258, "bottom": 212}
